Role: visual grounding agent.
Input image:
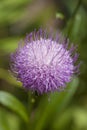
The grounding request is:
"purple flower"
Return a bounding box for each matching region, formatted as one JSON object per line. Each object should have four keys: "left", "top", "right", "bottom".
{"left": 10, "top": 29, "right": 80, "bottom": 94}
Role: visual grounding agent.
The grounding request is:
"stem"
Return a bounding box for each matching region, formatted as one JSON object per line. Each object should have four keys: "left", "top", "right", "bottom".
{"left": 67, "top": 0, "right": 82, "bottom": 36}
{"left": 72, "top": 0, "right": 82, "bottom": 17}
{"left": 27, "top": 91, "right": 36, "bottom": 130}
{"left": 28, "top": 91, "right": 32, "bottom": 115}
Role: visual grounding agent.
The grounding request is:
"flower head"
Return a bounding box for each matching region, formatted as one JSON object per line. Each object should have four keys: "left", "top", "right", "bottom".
{"left": 10, "top": 29, "right": 80, "bottom": 94}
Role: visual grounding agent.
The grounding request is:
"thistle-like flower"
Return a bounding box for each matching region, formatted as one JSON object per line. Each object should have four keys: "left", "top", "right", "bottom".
{"left": 10, "top": 29, "right": 80, "bottom": 94}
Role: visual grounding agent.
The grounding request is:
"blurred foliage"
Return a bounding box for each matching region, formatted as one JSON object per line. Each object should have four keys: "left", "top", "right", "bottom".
{"left": 0, "top": 0, "right": 87, "bottom": 130}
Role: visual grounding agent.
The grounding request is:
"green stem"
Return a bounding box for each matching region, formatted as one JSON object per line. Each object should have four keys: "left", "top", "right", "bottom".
{"left": 67, "top": 0, "right": 82, "bottom": 36}
{"left": 27, "top": 91, "right": 35, "bottom": 130}
{"left": 28, "top": 91, "right": 32, "bottom": 115}
{"left": 72, "top": 0, "right": 82, "bottom": 17}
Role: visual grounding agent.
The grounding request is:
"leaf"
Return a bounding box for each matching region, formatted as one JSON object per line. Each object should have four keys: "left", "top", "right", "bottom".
{"left": 64, "top": 7, "right": 87, "bottom": 43}
{"left": 52, "top": 108, "right": 72, "bottom": 130}
{"left": 0, "top": 68, "right": 22, "bottom": 87}
{"left": 34, "top": 77, "right": 79, "bottom": 130}
{"left": 0, "top": 91, "right": 29, "bottom": 123}
{"left": 0, "top": 107, "right": 10, "bottom": 130}
{"left": 0, "top": 107, "right": 21, "bottom": 130}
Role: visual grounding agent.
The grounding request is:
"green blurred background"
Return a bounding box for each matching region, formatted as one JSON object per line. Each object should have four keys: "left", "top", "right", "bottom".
{"left": 0, "top": 0, "right": 87, "bottom": 130}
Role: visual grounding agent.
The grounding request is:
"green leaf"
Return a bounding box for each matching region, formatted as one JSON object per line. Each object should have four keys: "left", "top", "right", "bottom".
{"left": 64, "top": 7, "right": 87, "bottom": 43}
{"left": 52, "top": 108, "right": 72, "bottom": 130}
{"left": 0, "top": 91, "right": 29, "bottom": 123}
{"left": 0, "top": 68, "right": 22, "bottom": 87}
{"left": 34, "top": 77, "right": 79, "bottom": 130}
{"left": 73, "top": 108, "right": 87, "bottom": 129}
{"left": 0, "top": 107, "right": 21, "bottom": 130}
{"left": 0, "top": 107, "right": 10, "bottom": 130}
